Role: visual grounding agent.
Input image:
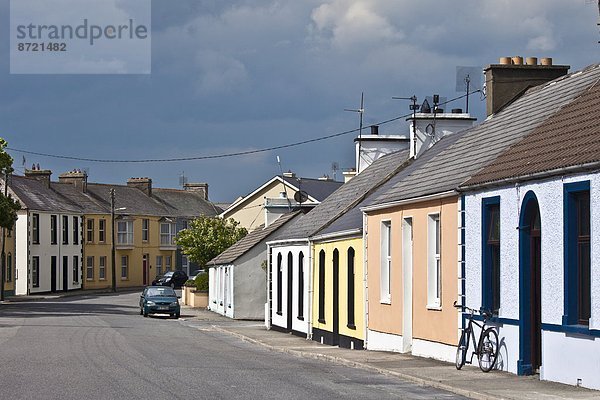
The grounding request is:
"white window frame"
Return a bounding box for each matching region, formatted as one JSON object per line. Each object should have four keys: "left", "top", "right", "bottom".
{"left": 121, "top": 255, "right": 128, "bottom": 280}
{"left": 156, "top": 256, "right": 163, "bottom": 276}
{"left": 86, "top": 256, "right": 94, "bottom": 280}
{"left": 99, "top": 256, "right": 106, "bottom": 280}
{"left": 427, "top": 213, "right": 441, "bottom": 308}
{"left": 380, "top": 220, "right": 392, "bottom": 303}
{"left": 117, "top": 220, "right": 134, "bottom": 245}
{"left": 98, "top": 219, "right": 106, "bottom": 243}
{"left": 86, "top": 219, "right": 94, "bottom": 243}
{"left": 32, "top": 256, "right": 39, "bottom": 287}
{"left": 142, "top": 219, "right": 149, "bottom": 242}
{"left": 182, "top": 255, "right": 189, "bottom": 275}
{"left": 160, "top": 222, "right": 177, "bottom": 245}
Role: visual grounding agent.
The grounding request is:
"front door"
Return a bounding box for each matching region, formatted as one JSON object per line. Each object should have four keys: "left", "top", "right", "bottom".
{"left": 142, "top": 254, "right": 148, "bottom": 286}
{"left": 63, "top": 256, "right": 68, "bottom": 292}
{"left": 518, "top": 191, "right": 542, "bottom": 375}
{"left": 332, "top": 249, "right": 340, "bottom": 346}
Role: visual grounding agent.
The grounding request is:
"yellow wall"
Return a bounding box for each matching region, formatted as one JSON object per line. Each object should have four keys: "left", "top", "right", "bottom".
{"left": 2, "top": 225, "right": 16, "bottom": 294}
{"left": 82, "top": 214, "right": 175, "bottom": 289}
{"left": 312, "top": 237, "right": 364, "bottom": 341}
{"left": 366, "top": 197, "right": 458, "bottom": 346}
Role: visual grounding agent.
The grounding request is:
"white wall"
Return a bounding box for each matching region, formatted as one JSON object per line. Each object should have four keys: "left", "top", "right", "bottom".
{"left": 269, "top": 242, "right": 309, "bottom": 334}
{"left": 16, "top": 211, "right": 83, "bottom": 295}
{"left": 464, "top": 171, "right": 600, "bottom": 389}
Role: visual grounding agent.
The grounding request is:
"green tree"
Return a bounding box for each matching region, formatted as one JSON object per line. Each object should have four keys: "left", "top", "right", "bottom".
{"left": 0, "top": 138, "right": 20, "bottom": 300}
{"left": 176, "top": 216, "right": 247, "bottom": 269}
{"left": 0, "top": 138, "right": 20, "bottom": 230}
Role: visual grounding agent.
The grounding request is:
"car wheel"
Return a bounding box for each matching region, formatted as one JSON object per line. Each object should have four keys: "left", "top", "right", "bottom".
{"left": 175, "top": 312, "right": 180, "bottom": 319}
{"left": 143, "top": 309, "right": 148, "bottom": 317}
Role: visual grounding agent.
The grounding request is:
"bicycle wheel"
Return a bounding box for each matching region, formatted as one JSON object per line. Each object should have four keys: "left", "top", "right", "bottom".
{"left": 456, "top": 329, "right": 468, "bottom": 370}
{"left": 478, "top": 328, "right": 499, "bottom": 372}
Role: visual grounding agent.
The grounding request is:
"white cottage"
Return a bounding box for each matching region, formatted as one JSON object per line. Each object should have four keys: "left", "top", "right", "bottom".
{"left": 10, "top": 170, "right": 84, "bottom": 294}
{"left": 460, "top": 63, "right": 600, "bottom": 389}
{"left": 208, "top": 212, "right": 300, "bottom": 319}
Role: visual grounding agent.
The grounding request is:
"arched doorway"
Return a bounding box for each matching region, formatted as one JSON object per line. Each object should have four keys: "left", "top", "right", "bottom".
{"left": 518, "top": 191, "right": 542, "bottom": 375}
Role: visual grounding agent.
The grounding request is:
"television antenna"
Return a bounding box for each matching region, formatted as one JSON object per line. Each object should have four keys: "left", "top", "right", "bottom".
{"left": 456, "top": 66, "right": 482, "bottom": 113}
{"left": 392, "top": 95, "right": 419, "bottom": 157}
{"left": 331, "top": 162, "right": 339, "bottom": 181}
{"left": 276, "top": 156, "right": 292, "bottom": 212}
{"left": 179, "top": 171, "right": 188, "bottom": 188}
{"left": 345, "top": 92, "right": 365, "bottom": 172}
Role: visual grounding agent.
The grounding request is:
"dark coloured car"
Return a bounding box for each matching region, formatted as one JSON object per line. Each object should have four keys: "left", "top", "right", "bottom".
{"left": 151, "top": 270, "right": 188, "bottom": 288}
{"left": 139, "top": 286, "right": 180, "bottom": 318}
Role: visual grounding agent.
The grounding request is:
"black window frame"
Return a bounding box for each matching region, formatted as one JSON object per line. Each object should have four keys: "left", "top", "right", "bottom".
{"left": 297, "top": 252, "right": 304, "bottom": 320}
{"left": 318, "top": 249, "right": 326, "bottom": 323}
{"left": 32, "top": 213, "right": 40, "bottom": 244}
{"left": 347, "top": 247, "right": 356, "bottom": 328}
{"left": 73, "top": 216, "right": 79, "bottom": 245}
{"left": 276, "top": 253, "right": 282, "bottom": 315}
{"left": 50, "top": 215, "right": 57, "bottom": 245}
{"left": 62, "top": 216, "right": 69, "bottom": 245}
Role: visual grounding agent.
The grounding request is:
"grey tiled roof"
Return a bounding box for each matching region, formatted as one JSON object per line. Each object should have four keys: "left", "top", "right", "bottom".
{"left": 10, "top": 175, "right": 82, "bottom": 213}
{"left": 269, "top": 150, "right": 410, "bottom": 242}
{"left": 152, "top": 188, "right": 222, "bottom": 218}
{"left": 208, "top": 211, "right": 301, "bottom": 265}
{"left": 85, "top": 183, "right": 173, "bottom": 216}
{"left": 463, "top": 64, "right": 600, "bottom": 187}
{"left": 50, "top": 182, "right": 109, "bottom": 214}
{"left": 281, "top": 176, "right": 343, "bottom": 201}
{"left": 369, "top": 63, "right": 600, "bottom": 207}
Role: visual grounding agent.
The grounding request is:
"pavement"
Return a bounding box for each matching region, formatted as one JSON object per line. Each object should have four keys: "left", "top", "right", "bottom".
{"left": 5, "top": 290, "right": 600, "bottom": 399}
{"left": 177, "top": 306, "right": 600, "bottom": 400}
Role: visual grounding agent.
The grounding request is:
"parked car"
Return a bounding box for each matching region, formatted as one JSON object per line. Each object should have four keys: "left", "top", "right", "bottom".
{"left": 187, "top": 269, "right": 206, "bottom": 282}
{"left": 139, "top": 286, "right": 180, "bottom": 318}
{"left": 151, "top": 270, "right": 188, "bottom": 288}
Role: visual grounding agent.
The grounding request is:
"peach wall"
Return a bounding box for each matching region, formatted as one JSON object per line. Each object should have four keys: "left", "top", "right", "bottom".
{"left": 366, "top": 196, "right": 458, "bottom": 346}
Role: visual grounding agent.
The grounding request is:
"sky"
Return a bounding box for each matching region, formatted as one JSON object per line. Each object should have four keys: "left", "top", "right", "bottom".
{"left": 1, "top": 0, "right": 598, "bottom": 203}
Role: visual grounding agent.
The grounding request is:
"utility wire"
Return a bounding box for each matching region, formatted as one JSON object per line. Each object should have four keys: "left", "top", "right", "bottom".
{"left": 7, "top": 90, "right": 480, "bottom": 164}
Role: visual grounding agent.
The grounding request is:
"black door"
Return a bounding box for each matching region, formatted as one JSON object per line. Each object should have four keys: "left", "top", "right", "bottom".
{"left": 530, "top": 213, "right": 542, "bottom": 372}
{"left": 332, "top": 249, "right": 340, "bottom": 346}
{"left": 51, "top": 256, "right": 57, "bottom": 292}
{"left": 286, "top": 252, "right": 293, "bottom": 331}
{"left": 63, "top": 256, "right": 68, "bottom": 292}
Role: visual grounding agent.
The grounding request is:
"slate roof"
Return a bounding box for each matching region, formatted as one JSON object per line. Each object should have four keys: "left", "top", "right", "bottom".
{"left": 208, "top": 211, "right": 301, "bottom": 266}
{"left": 10, "top": 175, "right": 82, "bottom": 213}
{"left": 50, "top": 182, "right": 108, "bottom": 214}
{"left": 281, "top": 176, "right": 343, "bottom": 201}
{"left": 462, "top": 68, "right": 600, "bottom": 187}
{"left": 85, "top": 183, "right": 173, "bottom": 216}
{"left": 269, "top": 150, "right": 411, "bottom": 242}
{"left": 368, "top": 63, "right": 600, "bottom": 208}
{"left": 152, "top": 188, "right": 222, "bottom": 218}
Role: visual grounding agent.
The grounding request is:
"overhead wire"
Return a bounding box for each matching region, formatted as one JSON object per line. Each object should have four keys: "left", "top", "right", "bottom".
{"left": 7, "top": 89, "right": 481, "bottom": 164}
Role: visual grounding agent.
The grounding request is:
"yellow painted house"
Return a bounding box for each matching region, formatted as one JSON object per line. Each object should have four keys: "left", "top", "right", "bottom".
{"left": 311, "top": 236, "right": 364, "bottom": 349}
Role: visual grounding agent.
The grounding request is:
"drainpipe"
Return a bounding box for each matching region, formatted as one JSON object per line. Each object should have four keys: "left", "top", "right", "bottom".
{"left": 362, "top": 211, "right": 369, "bottom": 348}
{"left": 307, "top": 240, "right": 314, "bottom": 340}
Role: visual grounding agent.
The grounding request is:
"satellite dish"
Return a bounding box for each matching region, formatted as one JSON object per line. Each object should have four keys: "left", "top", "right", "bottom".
{"left": 294, "top": 190, "right": 309, "bottom": 204}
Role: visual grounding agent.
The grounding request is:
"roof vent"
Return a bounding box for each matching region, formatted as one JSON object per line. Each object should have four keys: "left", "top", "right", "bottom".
{"left": 452, "top": 108, "right": 463, "bottom": 113}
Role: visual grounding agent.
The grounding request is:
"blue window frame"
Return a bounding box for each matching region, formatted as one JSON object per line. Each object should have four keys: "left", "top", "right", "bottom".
{"left": 482, "top": 196, "right": 500, "bottom": 313}
{"left": 563, "top": 181, "right": 591, "bottom": 326}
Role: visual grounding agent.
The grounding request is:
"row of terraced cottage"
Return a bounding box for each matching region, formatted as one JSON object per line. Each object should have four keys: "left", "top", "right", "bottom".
{"left": 1, "top": 170, "right": 223, "bottom": 295}
{"left": 206, "top": 59, "right": 600, "bottom": 390}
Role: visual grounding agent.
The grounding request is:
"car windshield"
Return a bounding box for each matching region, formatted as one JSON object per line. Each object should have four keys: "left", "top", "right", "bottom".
{"left": 146, "top": 287, "right": 176, "bottom": 297}
{"left": 162, "top": 272, "right": 174, "bottom": 277}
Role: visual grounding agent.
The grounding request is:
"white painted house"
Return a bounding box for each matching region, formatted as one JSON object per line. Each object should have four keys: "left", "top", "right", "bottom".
{"left": 460, "top": 63, "right": 600, "bottom": 389}
{"left": 10, "top": 171, "right": 84, "bottom": 294}
{"left": 208, "top": 212, "right": 299, "bottom": 320}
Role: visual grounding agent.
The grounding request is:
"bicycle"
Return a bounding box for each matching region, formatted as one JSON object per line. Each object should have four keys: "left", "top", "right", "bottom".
{"left": 454, "top": 301, "right": 499, "bottom": 372}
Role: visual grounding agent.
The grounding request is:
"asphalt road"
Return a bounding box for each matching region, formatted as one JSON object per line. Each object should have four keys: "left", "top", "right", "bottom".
{"left": 0, "top": 292, "right": 465, "bottom": 400}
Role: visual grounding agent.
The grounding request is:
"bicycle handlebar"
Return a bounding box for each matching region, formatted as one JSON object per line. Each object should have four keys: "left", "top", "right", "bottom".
{"left": 453, "top": 300, "right": 495, "bottom": 319}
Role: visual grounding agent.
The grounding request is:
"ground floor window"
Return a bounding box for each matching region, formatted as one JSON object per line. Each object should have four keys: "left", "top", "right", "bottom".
{"left": 86, "top": 256, "right": 94, "bottom": 280}
{"left": 73, "top": 256, "right": 79, "bottom": 283}
{"left": 99, "top": 256, "right": 106, "bottom": 280}
{"left": 6, "top": 253, "right": 12, "bottom": 282}
{"left": 156, "top": 256, "right": 163, "bottom": 276}
{"left": 121, "top": 256, "right": 128, "bottom": 279}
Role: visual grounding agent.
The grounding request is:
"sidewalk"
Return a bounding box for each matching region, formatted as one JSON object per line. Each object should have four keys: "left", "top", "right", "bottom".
{"left": 183, "top": 307, "right": 600, "bottom": 400}
{"left": 2, "top": 287, "right": 144, "bottom": 302}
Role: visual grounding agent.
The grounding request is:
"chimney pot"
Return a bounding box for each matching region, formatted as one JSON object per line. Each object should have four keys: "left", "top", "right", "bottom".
{"left": 370, "top": 125, "right": 379, "bottom": 135}
{"left": 540, "top": 57, "right": 553, "bottom": 66}
{"left": 499, "top": 57, "right": 512, "bottom": 65}
{"left": 512, "top": 56, "right": 523, "bottom": 65}
{"left": 526, "top": 57, "right": 538, "bottom": 66}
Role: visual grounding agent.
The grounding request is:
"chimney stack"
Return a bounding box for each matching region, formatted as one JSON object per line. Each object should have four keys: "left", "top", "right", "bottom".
{"left": 282, "top": 171, "right": 296, "bottom": 178}
{"left": 484, "top": 56, "right": 569, "bottom": 116}
{"left": 59, "top": 169, "right": 88, "bottom": 192}
{"left": 183, "top": 182, "right": 209, "bottom": 200}
{"left": 25, "top": 167, "right": 52, "bottom": 188}
{"left": 127, "top": 177, "right": 152, "bottom": 197}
